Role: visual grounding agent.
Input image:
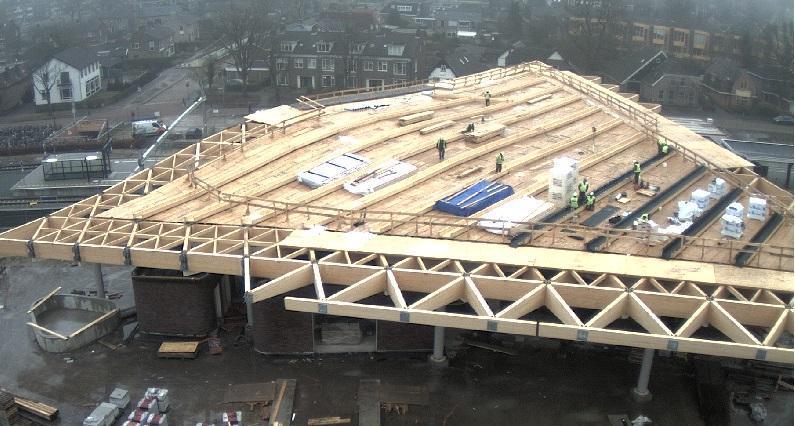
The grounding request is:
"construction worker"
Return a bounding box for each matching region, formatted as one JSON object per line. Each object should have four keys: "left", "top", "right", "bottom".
{"left": 633, "top": 160, "right": 642, "bottom": 185}
{"left": 436, "top": 137, "right": 447, "bottom": 161}
{"left": 569, "top": 192, "right": 579, "bottom": 210}
{"left": 484, "top": 91, "right": 491, "bottom": 106}
{"left": 640, "top": 213, "right": 649, "bottom": 222}
{"left": 465, "top": 122, "right": 475, "bottom": 133}
{"left": 578, "top": 177, "right": 589, "bottom": 204}
{"left": 585, "top": 191, "right": 596, "bottom": 211}
{"left": 657, "top": 137, "right": 669, "bottom": 155}
{"left": 495, "top": 152, "right": 505, "bottom": 172}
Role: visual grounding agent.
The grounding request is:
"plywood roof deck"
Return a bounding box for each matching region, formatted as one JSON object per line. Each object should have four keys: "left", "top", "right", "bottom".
{"left": 1, "top": 62, "right": 792, "bottom": 362}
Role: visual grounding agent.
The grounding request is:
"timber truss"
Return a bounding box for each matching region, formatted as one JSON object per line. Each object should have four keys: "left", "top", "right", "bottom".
{"left": 1, "top": 216, "right": 791, "bottom": 363}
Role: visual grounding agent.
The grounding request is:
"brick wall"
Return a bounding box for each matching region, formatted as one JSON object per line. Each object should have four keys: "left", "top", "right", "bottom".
{"left": 132, "top": 268, "right": 219, "bottom": 336}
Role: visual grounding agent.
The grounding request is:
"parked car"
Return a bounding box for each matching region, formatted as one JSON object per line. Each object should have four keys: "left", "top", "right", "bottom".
{"left": 185, "top": 128, "right": 203, "bottom": 139}
{"left": 772, "top": 115, "right": 794, "bottom": 125}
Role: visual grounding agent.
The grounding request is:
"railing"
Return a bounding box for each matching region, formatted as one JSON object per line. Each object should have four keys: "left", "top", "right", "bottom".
{"left": 188, "top": 175, "right": 794, "bottom": 271}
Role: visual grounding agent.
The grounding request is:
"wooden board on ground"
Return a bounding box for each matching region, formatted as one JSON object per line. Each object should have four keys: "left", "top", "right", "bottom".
{"left": 308, "top": 416, "right": 351, "bottom": 425}
{"left": 223, "top": 382, "right": 277, "bottom": 403}
{"left": 398, "top": 111, "right": 434, "bottom": 126}
{"left": 269, "top": 379, "right": 296, "bottom": 426}
{"left": 636, "top": 189, "right": 657, "bottom": 197}
{"left": 419, "top": 120, "right": 455, "bottom": 135}
{"left": 157, "top": 341, "right": 200, "bottom": 359}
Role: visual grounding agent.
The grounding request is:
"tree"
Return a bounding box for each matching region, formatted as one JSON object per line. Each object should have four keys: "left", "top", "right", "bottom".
{"left": 505, "top": 1, "right": 525, "bottom": 39}
{"left": 215, "top": 5, "right": 269, "bottom": 95}
{"left": 565, "top": 0, "right": 625, "bottom": 71}
{"left": 32, "top": 61, "right": 63, "bottom": 126}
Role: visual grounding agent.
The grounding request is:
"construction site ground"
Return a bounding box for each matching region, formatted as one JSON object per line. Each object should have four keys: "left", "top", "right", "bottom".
{"left": 0, "top": 257, "right": 726, "bottom": 425}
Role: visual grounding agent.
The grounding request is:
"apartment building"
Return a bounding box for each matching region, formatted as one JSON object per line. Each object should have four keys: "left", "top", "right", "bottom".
{"left": 271, "top": 30, "right": 424, "bottom": 90}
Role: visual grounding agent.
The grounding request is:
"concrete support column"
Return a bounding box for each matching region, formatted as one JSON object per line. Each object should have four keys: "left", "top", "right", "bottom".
{"left": 631, "top": 348, "right": 655, "bottom": 402}
{"left": 430, "top": 326, "right": 447, "bottom": 365}
{"left": 93, "top": 263, "right": 106, "bottom": 299}
{"left": 213, "top": 283, "right": 223, "bottom": 324}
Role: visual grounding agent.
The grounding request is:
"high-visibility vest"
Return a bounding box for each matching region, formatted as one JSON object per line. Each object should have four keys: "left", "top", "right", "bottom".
{"left": 661, "top": 143, "right": 668, "bottom": 154}
{"left": 496, "top": 153, "right": 505, "bottom": 164}
{"left": 437, "top": 139, "right": 446, "bottom": 150}
{"left": 579, "top": 181, "right": 588, "bottom": 192}
{"left": 586, "top": 194, "right": 595, "bottom": 206}
{"left": 633, "top": 163, "right": 641, "bottom": 173}
{"left": 569, "top": 194, "right": 579, "bottom": 208}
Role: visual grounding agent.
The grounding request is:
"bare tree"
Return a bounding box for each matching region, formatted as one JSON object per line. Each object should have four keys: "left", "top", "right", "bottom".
{"left": 32, "top": 61, "right": 63, "bottom": 125}
{"left": 566, "top": 0, "right": 625, "bottom": 72}
{"left": 215, "top": 5, "right": 269, "bottom": 95}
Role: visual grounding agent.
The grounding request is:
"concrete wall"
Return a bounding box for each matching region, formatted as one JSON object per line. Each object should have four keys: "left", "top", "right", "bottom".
{"left": 252, "top": 286, "right": 315, "bottom": 354}
{"left": 132, "top": 268, "right": 219, "bottom": 336}
{"left": 29, "top": 294, "right": 120, "bottom": 353}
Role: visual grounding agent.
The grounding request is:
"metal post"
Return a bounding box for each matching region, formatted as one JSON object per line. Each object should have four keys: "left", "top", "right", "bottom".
{"left": 430, "top": 326, "right": 447, "bottom": 364}
{"left": 243, "top": 256, "right": 253, "bottom": 328}
{"left": 93, "top": 263, "right": 106, "bottom": 298}
{"left": 631, "top": 348, "right": 655, "bottom": 402}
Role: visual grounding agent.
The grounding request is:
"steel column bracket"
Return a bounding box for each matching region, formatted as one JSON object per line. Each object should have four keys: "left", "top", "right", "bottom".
{"left": 123, "top": 246, "right": 132, "bottom": 266}
{"left": 625, "top": 287, "right": 634, "bottom": 293}
{"left": 576, "top": 329, "right": 589, "bottom": 342}
{"left": 318, "top": 303, "right": 328, "bottom": 314}
{"left": 399, "top": 311, "right": 410, "bottom": 323}
{"left": 667, "top": 340, "right": 679, "bottom": 351}
{"left": 543, "top": 279, "right": 552, "bottom": 285}
{"left": 26, "top": 240, "right": 35, "bottom": 258}
{"left": 756, "top": 349, "right": 767, "bottom": 361}
{"left": 179, "top": 250, "right": 188, "bottom": 272}
{"left": 72, "top": 243, "right": 81, "bottom": 263}
{"left": 487, "top": 320, "right": 498, "bottom": 332}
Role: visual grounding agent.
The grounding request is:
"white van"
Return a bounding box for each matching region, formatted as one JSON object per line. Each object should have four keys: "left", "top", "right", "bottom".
{"left": 132, "top": 119, "right": 166, "bottom": 138}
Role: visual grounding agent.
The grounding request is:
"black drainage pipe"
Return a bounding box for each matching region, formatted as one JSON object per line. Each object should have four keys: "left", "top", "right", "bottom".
{"left": 734, "top": 212, "right": 783, "bottom": 266}
{"left": 585, "top": 165, "right": 707, "bottom": 252}
{"left": 661, "top": 187, "right": 743, "bottom": 259}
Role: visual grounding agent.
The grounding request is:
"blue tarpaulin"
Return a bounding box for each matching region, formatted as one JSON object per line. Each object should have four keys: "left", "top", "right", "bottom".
{"left": 435, "top": 180, "right": 515, "bottom": 217}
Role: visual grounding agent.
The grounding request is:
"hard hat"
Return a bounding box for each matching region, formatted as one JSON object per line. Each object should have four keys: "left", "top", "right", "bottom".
{"left": 589, "top": 191, "right": 594, "bottom": 196}
{"left": 573, "top": 192, "right": 578, "bottom": 196}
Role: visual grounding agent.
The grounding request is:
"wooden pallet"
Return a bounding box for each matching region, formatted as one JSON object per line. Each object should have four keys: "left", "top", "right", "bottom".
{"left": 157, "top": 341, "right": 200, "bottom": 359}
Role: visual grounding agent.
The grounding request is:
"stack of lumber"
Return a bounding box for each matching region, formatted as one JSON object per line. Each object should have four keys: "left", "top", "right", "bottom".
{"left": 14, "top": 396, "right": 59, "bottom": 422}
{"left": 398, "top": 111, "right": 434, "bottom": 126}
{"left": 0, "top": 390, "right": 59, "bottom": 424}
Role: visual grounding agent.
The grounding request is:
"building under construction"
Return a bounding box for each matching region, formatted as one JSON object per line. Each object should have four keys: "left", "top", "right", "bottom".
{"left": 0, "top": 63, "right": 792, "bottom": 383}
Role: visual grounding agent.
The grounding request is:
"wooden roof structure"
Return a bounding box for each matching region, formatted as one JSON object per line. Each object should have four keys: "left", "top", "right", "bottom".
{"left": 1, "top": 62, "right": 792, "bottom": 362}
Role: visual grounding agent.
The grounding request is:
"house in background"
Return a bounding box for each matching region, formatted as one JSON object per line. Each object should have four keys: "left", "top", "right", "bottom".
{"left": 33, "top": 47, "right": 102, "bottom": 105}
{"left": 638, "top": 58, "right": 703, "bottom": 107}
{"left": 129, "top": 26, "right": 175, "bottom": 59}
{"left": 600, "top": 46, "right": 667, "bottom": 92}
{"left": 427, "top": 44, "right": 497, "bottom": 81}
{"left": 271, "top": 29, "right": 424, "bottom": 91}
{"left": 702, "top": 57, "right": 793, "bottom": 113}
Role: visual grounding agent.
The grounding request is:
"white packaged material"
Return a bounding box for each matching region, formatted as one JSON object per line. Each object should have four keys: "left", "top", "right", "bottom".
{"left": 747, "top": 197, "right": 767, "bottom": 221}
{"left": 109, "top": 388, "right": 130, "bottom": 409}
{"left": 676, "top": 201, "right": 702, "bottom": 221}
{"left": 548, "top": 157, "right": 579, "bottom": 208}
{"left": 344, "top": 161, "right": 417, "bottom": 195}
{"left": 720, "top": 214, "right": 744, "bottom": 239}
{"left": 690, "top": 189, "right": 711, "bottom": 209}
{"left": 83, "top": 403, "right": 119, "bottom": 426}
{"left": 724, "top": 202, "right": 744, "bottom": 218}
{"left": 146, "top": 388, "right": 170, "bottom": 412}
{"left": 478, "top": 196, "right": 553, "bottom": 235}
{"left": 707, "top": 178, "right": 727, "bottom": 198}
{"left": 297, "top": 153, "right": 370, "bottom": 188}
